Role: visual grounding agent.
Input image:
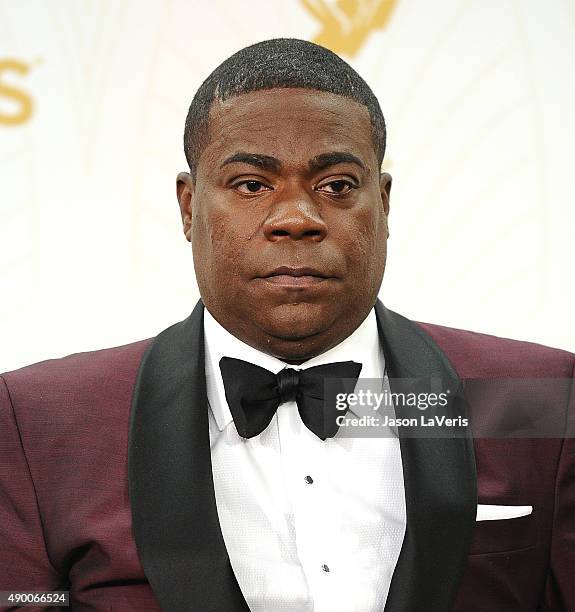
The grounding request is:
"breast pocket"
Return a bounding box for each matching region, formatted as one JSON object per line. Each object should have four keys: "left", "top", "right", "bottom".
{"left": 469, "top": 504, "right": 537, "bottom": 555}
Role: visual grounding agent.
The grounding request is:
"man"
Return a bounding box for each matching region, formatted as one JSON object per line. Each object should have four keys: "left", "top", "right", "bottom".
{"left": 0, "top": 38, "right": 573, "bottom": 612}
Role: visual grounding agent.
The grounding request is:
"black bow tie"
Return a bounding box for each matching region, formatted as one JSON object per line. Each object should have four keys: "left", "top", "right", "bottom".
{"left": 219, "top": 356, "right": 363, "bottom": 440}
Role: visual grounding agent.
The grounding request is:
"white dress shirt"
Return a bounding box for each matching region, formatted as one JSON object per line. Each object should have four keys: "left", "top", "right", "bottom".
{"left": 204, "top": 307, "right": 406, "bottom": 612}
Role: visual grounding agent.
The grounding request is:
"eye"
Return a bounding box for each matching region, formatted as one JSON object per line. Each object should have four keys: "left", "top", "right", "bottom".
{"left": 234, "top": 180, "right": 271, "bottom": 195}
{"left": 317, "top": 179, "right": 356, "bottom": 195}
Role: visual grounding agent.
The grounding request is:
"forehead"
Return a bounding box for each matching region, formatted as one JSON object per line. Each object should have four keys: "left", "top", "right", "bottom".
{"left": 200, "top": 88, "right": 376, "bottom": 171}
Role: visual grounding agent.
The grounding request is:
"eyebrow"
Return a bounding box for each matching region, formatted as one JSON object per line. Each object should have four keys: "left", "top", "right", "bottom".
{"left": 220, "top": 152, "right": 280, "bottom": 172}
{"left": 220, "top": 151, "right": 366, "bottom": 174}
{"left": 309, "top": 152, "right": 365, "bottom": 173}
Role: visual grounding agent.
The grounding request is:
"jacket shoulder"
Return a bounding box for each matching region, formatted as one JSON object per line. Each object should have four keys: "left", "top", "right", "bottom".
{"left": 1, "top": 338, "right": 154, "bottom": 401}
{"left": 416, "top": 321, "right": 575, "bottom": 378}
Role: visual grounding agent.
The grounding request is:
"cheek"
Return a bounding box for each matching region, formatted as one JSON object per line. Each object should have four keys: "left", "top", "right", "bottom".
{"left": 192, "top": 209, "right": 245, "bottom": 281}
{"left": 344, "top": 209, "right": 386, "bottom": 271}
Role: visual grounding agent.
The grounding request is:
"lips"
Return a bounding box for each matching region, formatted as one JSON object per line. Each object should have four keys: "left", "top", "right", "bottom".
{"left": 258, "top": 266, "right": 335, "bottom": 289}
{"left": 263, "top": 266, "right": 330, "bottom": 279}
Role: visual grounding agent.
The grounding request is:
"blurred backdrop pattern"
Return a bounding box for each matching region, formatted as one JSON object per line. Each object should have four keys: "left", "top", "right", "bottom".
{"left": 1, "top": 0, "right": 574, "bottom": 372}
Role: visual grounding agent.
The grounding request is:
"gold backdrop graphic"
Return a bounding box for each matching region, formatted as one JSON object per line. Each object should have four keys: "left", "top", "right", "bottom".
{"left": 302, "top": 0, "right": 397, "bottom": 56}
{"left": 0, "top": 58, "right": 34, "bottom": 125}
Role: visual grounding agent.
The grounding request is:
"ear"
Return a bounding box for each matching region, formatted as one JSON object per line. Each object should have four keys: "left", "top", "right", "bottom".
{"left": 379, "top": 172, "right": 392, "bottom": 217}
{"left": 177, "top": 172, "right": 194, "bottom": 242}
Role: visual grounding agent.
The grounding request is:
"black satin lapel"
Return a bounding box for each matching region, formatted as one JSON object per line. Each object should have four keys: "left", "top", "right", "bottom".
{"left": 128, "top": 299, "right": 249, "bottom": 612}
{"left": 375, "top": 300, "right": 477, "bottom": 612}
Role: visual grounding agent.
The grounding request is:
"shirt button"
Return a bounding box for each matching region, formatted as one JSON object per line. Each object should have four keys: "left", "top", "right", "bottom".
{"left": 304, "top": 475, "right": 314, "bottom": 484}
{"left": 321, "top": 564, "right": 330, "bottom": 573}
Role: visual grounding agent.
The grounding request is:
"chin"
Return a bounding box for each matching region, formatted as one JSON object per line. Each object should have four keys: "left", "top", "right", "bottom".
{"left": 259, "top": 302, "right": 335, "bottom": 341}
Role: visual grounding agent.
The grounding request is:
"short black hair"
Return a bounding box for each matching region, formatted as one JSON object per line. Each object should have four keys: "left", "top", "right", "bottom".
{"left": 183, "top": 38, "right": 386, "bottom": 179}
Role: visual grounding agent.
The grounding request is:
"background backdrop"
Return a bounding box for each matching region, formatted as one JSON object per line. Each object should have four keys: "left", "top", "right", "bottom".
{"left": 2, "top": 0, "right": 574, "bottom": 373}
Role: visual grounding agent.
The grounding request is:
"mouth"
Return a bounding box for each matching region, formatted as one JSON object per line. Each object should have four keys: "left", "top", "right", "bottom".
{"left": 258, "top": 266, "right": 336, "bottom": 289}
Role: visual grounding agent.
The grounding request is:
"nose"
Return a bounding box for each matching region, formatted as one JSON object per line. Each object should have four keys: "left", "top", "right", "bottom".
{"left": 263, "top": 187, "right": 327, "bottom": 242}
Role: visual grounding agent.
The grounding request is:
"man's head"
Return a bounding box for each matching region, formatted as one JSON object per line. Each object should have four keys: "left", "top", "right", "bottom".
{"left": 177, "top": 38, "right": 391, "bottom": 363}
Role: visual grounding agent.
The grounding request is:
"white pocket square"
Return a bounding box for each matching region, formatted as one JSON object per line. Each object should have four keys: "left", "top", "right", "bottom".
{"left": 476, "top": 504, "right": 533, "bottom": 521}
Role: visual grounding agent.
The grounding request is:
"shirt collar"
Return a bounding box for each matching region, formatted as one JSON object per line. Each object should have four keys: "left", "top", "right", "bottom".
{"left": 204, "top": 307, "right": 384, "bottom": 431}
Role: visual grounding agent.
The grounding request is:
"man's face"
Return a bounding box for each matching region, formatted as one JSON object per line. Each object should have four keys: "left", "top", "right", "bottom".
{"left": 177, "top": 88, "right": 391, "bottom": 363}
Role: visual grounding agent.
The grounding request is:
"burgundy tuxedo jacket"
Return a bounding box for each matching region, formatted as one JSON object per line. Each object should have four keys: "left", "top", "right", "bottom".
{"left": 1, "top": 299, "right": 573, "bottom": 611}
